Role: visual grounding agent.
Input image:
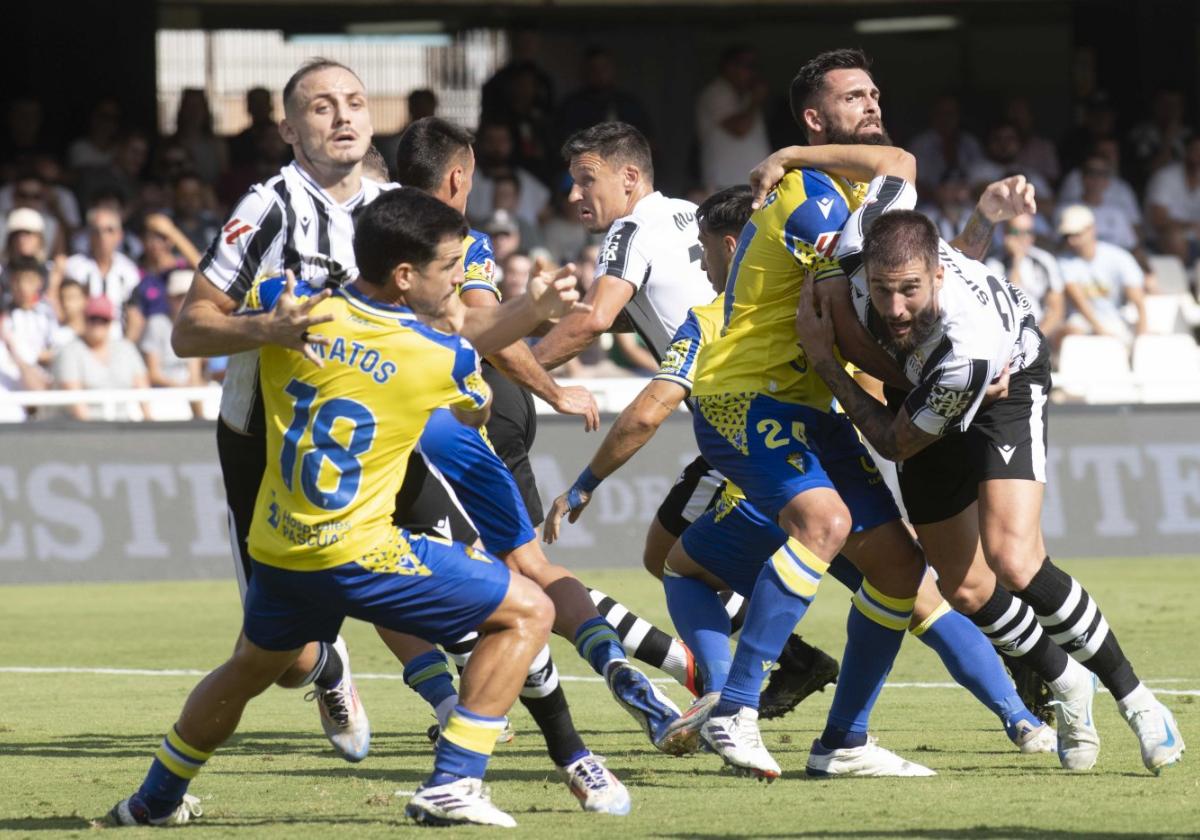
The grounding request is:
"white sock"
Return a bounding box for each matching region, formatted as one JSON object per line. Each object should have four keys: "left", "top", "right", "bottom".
{"left": 1048, "top": 655, "right": 1088, "bottom": 695}
{"left": 434, "top": 694, "right": 458, "bottom": 730}
{"left": 1116, "top": 682, "right": 1154, "bottom": 715}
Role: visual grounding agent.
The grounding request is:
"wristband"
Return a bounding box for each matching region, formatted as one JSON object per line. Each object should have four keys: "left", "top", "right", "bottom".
{"left": 566, "top": 466, "right": 602, "bottom": 510}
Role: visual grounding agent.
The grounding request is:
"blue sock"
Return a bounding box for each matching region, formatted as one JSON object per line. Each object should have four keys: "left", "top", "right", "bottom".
{"left": 403, "top": 650, "right": 458, "bottom": 711}
{"left": 138, "top": 727, "right": 212, "bottom": 818}
{"left": 913, "top": 604, "right": 1035, "bottom": 732}
{"left": 663, "top": 573, "right": 733, "bottom": 694}
{"left": 428, "top": 706, "right": 506, "bottom": 786}
{"left": 821, "top": 583, "right": 913, "bottom": 750}
{"left": 573, "top": 616, "right": 627, "bottom": 676}
{"left": 714, "top": 539, "right": 828, "bottom": 718}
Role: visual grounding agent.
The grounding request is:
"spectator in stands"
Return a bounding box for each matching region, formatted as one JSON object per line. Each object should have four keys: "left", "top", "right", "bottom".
{"left": 909, "top": 94, "right": 984, "bottom": 194}
{"left": 491, "top": 64, "right": 558, "bottom": 186}
{"left": 1006, "top": 95, "right": 1060, "bottom": 186}
{"left": 695, "top": 45, "right": 771, "bottom": 191}
{"left": 53, "top": 295, "right": 149, "bottom": 421}
{"left": 169, "top": 173, "right": 220, "bottom": 253}
{"left": 126, "top": 213, "right": 202, "bottom": 344}
{"left": 53, "top": 278, "right": 87, "bottom": 349}
{"left": 4, "top": 256, "right": 57, "bottom": 373}
{"left": 221, "top": 121, "right": 291, "bottom": 205}
{"left": 67, "top": 98, "right": 121, "bottom": 170}
{"left": 1059, "top": 91, "right": 1117, "bottom": 176}
{"left": 1128, "top": 89, "right": 1192, "bottom": 186}
{"left": 499, "top": 251, "right": 532, "bottom": 300}
{"left": 558, "top": 47, "right": 654, "bottom": 145}
{"left": 3, "top": 170, "right": 67, "bottom": 257}
{"left": 3, "top": 208, "right": 48, "bottom": 265}
{"left": 491, "top": 172, "right": 543, "bottom": 250}
{"left": 540, "top": 179, "right": 590, "bottom": 265}
{"left": 481, "top": 209, "right": 522, "bottom": 264}
{"left": 481, "top": 29, "right": 555, "bottom": 123}
{"left": 0, "top": 98, "right": 46, "bottom": 167}
{"left": 70, "top": 191, "right": 143, "bottom": 264}
{"left": 228, "top": 87, "right": 277, "bottom": 169}
{"left": 986, "top": 213, "right": 1066, "bottom": 343}
{"left": 171, "top": 88, "right": 227, "bottom": 185}
{"left": 969, "top": 121, "right": 1053, "bottom": 204}
{"left": 0, "top": 158, "right": 80, "bottom": 245}
{"left": 1144, "top": 135, "right": 1200, "bottom": 267}
{"left": 1059, "top": 138, "right": 1142, "bottom": 231}
{"left": 374, "top": 89, "right": 438, "bottom": 179}
{"left": 466, "top": 122, "right": 550, "bottom": 228}
{"left": 151, "top": 141, "right": 195, "bottom": 186}
{"left": 76, "top": 131, "right": 149, "bottom": 219}
{"left": 1058, "top": 205, "right": 1147, "bottom": 344}
{"left": 554, "top": 243, "right": 628, "bottom": 379}
{"left": 0, "top": 314, "right": 45, "bottom": 421}
{"left": 65, "top": 206, "right": 141, "bottom": 331}
{"left": 140, "top": 268, "right": 204, "bottom": 417}
{"left": 919, "top": 167, "right": 973, "bottom": 241}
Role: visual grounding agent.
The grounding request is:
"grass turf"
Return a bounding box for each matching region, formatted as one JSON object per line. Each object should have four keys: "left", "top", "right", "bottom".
{"left": 0, "top": 557, "right": 1197, "bottom": 838}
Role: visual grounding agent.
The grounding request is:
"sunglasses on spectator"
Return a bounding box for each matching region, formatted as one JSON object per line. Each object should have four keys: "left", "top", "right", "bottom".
{"left": 1007, "top": 226, "right": 1035, "bottom": 235}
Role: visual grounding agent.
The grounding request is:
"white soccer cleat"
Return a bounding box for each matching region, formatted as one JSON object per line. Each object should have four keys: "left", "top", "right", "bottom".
{"left": 106, "top": 793, "right": 202, "bottom": 827}
{"left": 1049, "top": 671, "right": 1100, "bottom": 771}
{"left": 806, "top": 735, "right": 936, "bottom": 778}
{"left": 308, "top": 636, "right": 371, "bottom": 762}
{"left": 700, "top": 706, "right": 781, "bottom": 781}
{"left": 562, "top": 754, "right": 631, "bottom": 815}
{"left": 1124, "top": 701, "right": 1185, "bottom": 775}
{"left": 405, "top": 777, "right": 517, "bottom": 828}
{"left": 1010, "top": 719, "right": 1057, "bottom": 754}
{"left": 659, "top": 692, "right": 720, "bottom": 756}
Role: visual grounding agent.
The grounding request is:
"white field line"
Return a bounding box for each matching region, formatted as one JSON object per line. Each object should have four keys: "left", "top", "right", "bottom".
{"left": 2, "top": 666, "right": 1198, "bottom": 696}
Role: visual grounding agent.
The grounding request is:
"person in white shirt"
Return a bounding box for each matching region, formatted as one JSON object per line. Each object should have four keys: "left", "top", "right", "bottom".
{"left": 64, "top": 206, "right": 141, "bottom": 333}
{"left": 985, "top": 214, "right": 1065, "bottom": 341}
{"left": 4, "top": 256, "right": 57, "bottom": 371}
{"left": 465, "top": 122, "right": 550, "bottom": 229}
{"left": 1144, "top": 135, "right": 1200, "bottom": 265}
{"left": 1057, "top": 205, "right": 1146, "bottom": 343}
{"left": 1058, "top": 138, "right": 1141, "bottom": 231}
{"left": 695, "top": 46, "right": 772, "bottom": 191}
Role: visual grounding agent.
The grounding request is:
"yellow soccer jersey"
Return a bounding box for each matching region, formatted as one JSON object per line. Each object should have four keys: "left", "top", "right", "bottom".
{"left": 691, "top": 169, "right": 866, "bottom": 406}
{"left": 248, "top": 283, "right": 491, "bottom": 572}
{"left": 652, "top": 294, "right": 725, "bottom": 394}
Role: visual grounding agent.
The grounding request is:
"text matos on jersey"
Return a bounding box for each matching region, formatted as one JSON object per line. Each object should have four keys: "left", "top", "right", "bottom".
{"left": 595, "top": 191, "right": 713, "bottom": 361}
{"left": 836, "top": 175, "right": 1042, "bottom": 437}
{"left": 244, "top": 278, "right": 490, "bottom": 572}
{"left": 691, "top": 169, "right": 864, "bottom": 406}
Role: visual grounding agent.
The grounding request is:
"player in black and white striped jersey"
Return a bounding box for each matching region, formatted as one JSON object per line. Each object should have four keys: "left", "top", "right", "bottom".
{"left": 173, "top": 58, "right": 396, "bottom": 765}
{"left": 793, "top": 146, "right": 1185, "bottom": 775}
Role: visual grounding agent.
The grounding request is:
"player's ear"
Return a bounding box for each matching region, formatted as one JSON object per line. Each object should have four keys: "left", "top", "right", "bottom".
{"left": 392, "top": 262, "right": 414, "bottom": 292}
{"left": 722, "top": 234, "right": 738, "bottom": 257}
{"left": 449, "top": 165, "right": 464, "bottom": 196}
{"left": 622, "top": 163, "right": 639, "bottom": 191}
{"left": 803, "top": 107, "right": 822, "bottom": 136}
{"left": 933, "top": 263, "right": 944, "bottom": 291}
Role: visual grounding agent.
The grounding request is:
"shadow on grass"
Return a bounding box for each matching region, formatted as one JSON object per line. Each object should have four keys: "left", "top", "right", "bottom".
{"left": 0, "top": 816, "right": 93, "bottom": 832}
{"left": 652, "top": 831, "right": 1199, "bottom": 840}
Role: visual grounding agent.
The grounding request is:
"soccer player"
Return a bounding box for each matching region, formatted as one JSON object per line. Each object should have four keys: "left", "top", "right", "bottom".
{"left": 172, "top": 58, "right": 390, "bottom": 762}
{"left": 792, "top": 146, "right": 1186, "bottom": 775}
{"left": 108, "top": 187, "right": 592, "bottom": 828}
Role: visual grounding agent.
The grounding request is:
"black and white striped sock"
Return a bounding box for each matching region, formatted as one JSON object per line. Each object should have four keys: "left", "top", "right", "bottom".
{"left": 587, "top": 587, "right": 691, "bottom": 685}
{"left": 967, "top": 583, "right": 1070, "bottom": 683}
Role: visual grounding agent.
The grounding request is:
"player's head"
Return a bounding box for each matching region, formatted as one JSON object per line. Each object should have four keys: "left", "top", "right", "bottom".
{"left": 280, "top": 58, "right": 373, "bottom": 174}
{"left": 394, "top": 117, "right": 476, "bottom": 213}
{"left": 790, "top": 48, "right": 889, "bottom": 146}
{"left": 361, "top": 144, "right": 389, "bottom": 182}
{"left": 695, "top": 185, "right": 753, "bottom": 294}
{"left": 561, "top": 121, "right": 654, "bottom": 232}
{"left": 354, "top": 189, "right": 468, "bottom": 318}
{"left": 861, "top": 210, "right": 943, "bottom": 353}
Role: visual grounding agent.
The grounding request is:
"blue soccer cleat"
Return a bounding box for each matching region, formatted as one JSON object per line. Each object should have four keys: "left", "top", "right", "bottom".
{"left": 605, "top": 662, "right": 681, "bottom": 752}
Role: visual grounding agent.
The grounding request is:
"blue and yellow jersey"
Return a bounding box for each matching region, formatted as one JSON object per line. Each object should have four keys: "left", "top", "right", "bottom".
{"left": 691, "top": 169, "right": 866, "bottom": 406}
{"left": 245, "top": 278, "right": 491, "bottom": 572}
{"left": 653, "top": 294, "right": 724, "bottom": 397}
{"left": 460, "top": 229, "right": 500, "bottom": 300}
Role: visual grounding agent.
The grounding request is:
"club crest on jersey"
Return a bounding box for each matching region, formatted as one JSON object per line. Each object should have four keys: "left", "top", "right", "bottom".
{"left": 814, "top": 231, "right": 842, "bottom": 258}
{"left": 927, "top": 385, "right": 974, "bottom": 418}
{"left": 223, "top": 218, "right": 257, "bottom": 244}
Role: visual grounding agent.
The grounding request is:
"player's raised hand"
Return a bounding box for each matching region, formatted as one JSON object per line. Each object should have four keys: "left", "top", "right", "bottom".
{"left": 794, "top": 279, "right": 836, "bottom": 360}
{"left": 749, "top": 150, "right": 791, "bottom": 209}
{"left": 528, "top": 258, "right": 591, "bottom": 321}
{"left": 977, "top": 175, "right": 1037, "bottom": 223}
{"left": 268, "top": 269, "right": 333, "bottom": 366}
{"left": 549, "top": 384, "right": 601, "bottom": 432}
{"left": 543, "top": 486, "right": 592, "bottom": 544}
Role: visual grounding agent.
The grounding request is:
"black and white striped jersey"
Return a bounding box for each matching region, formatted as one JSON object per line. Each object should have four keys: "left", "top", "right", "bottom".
{"left": 594, "top": 191, "right": 714, "bottom": 362}
{"left": 835, "top": 175, "right": 1042, "bottom": 437}
{"left": 198, "top": 162, "right": 396, "bottom": 433}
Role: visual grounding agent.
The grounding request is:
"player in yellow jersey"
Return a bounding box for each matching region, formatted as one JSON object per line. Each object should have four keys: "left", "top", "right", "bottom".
{"left": 108, "top": 188, "right": 591, "bottom": 829}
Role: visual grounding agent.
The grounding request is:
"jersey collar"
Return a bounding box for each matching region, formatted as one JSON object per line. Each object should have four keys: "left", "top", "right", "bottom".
{"left": 339, "top": 281, "right": 416, "bottom": 318}
{"left": 289, "top": 161, "right": 367, "bottom": 210}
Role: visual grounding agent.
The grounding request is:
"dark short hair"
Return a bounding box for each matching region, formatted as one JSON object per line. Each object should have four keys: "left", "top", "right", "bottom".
{"left": 394, "top": 117, "right": 475, "bottom": 192}
{"left": 6, "top": 255, "right": 46, "bottom": 279}
{"left": 283, "top": 58, "right": 362, "bottom": 110}
{"left": 789, "top": 48, "right": 873, "bottom": 129}
{"left": 695, "top": 185, "right": 754, "bottom": 237}
{"left": 862, "top": 210, "right": 940, "bottom": 273}
{"left": 353, "top": 189, "right": 467, "bottom": 286}
{"left": 362, "top": 144, "right": 389, "bottom": 181}
{"left": 561, "top": 121, "right": 653, "bottom": 182}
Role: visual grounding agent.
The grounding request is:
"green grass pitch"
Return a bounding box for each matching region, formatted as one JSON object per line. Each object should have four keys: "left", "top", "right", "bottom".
{"left": 1, "top": 557, "right": 1197, "bottom": 838}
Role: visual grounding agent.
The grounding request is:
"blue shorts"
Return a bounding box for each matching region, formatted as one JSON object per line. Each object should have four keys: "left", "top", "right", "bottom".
{"left": 243, "top": 528, "right": 511, "bottom": 651}
{"left": 694, "top": 393, "right": 899, "bottom": 529}
{"left": 419, "top": 408, "right": 537, "bottom": 555}
{"left": 680, "top": 497, "right": 785, "bottom": 596}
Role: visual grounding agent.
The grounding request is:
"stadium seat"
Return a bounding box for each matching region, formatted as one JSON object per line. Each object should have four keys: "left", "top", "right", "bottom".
{"left": 1143, "top": 294, "right": 1184, "bottom": 334}
{"left": 1148, "top": 255, "right": 1190, "bottom": 294}
{"left": 1132, "top": 334, "right": 1200, "bottom": 402}
{"left": 1056, "top": 334, "right": 1138, "bottom": 403}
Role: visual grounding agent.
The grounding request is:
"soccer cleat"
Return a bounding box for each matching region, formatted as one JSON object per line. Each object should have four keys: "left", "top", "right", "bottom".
{"left": 682, "top": 644, "right": 704, "bottom": 698}
{"left": 659, "top": 691, "right": 720, "bottom": 756}
{"left": 700, "top": 706, "right": 781, "bottom": 781}
{"left": 758, "top": 635, "right": 839, "bottom": 720}
{"left": 1008, "top": 718, "right": 1057, "bottom": 754}
{"left": 1006, "top": 656, "right": 1055, "bottom": 725}
{"left": 561, "top": 754, "right": 631, "bottom": 815}
{"left": 405, "top": 777, "right": 517, "bottom": 828}
{"left": 806, "top": 736, "right": 936, "bottom": 778}
{"left": 1049, "top": 672, "right": 1100, "bottom": 771}
{"left": 1124, "top": 701, "right": 1185, "bottom": 775}
{"left": 106, "top": 793, "right": 202, "bottom": 826}
{"left": 605, "top": 662, "right": 682, "bottom": 753}
{"left": 307, "top": 636, "right": 370, "bottom": 762}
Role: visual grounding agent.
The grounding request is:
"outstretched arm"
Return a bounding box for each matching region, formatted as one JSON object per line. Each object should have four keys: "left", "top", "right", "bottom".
{"left": 749, "top": 145, "right": 917, "bottom": 207}
{"left": 531, "top": 274, "right": 635, "bottom": 370}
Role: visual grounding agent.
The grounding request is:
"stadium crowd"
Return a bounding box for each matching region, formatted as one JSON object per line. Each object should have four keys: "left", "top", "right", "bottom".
{"left": 1, "top": 37, "right": 1199, "bottom": 420}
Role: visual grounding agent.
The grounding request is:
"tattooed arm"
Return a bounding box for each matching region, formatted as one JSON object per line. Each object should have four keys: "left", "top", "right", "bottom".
{"left": 951, "top": 175, "right": 1038, "bottom": 260}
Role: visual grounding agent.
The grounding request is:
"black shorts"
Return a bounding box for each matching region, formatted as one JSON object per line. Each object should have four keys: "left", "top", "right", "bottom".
{"left": 216, "top": 417, "right": 267, "bottom": 596}
{"left": 392, "top": 449, "right": 479, "bottom": 545}
{"left": 481, "top": 363, "right": 543, "bottom": 526}
{"left": 898, "top": 346, "right": 1051, "bottom": 525}
{"left": 656, "top": 455, "right": 726, "bottom": 538}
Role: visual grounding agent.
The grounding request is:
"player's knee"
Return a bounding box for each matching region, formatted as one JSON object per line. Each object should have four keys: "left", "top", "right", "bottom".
{"left": 506, "top": 575, "right": 556, "bottom": 639}
{"left": 940, "top": 573, "right": 991, "bottom": 614}
{"left": 780, "top": 502, "right": 851, "bottom": 558}
{"left": 985, "top": 535, "right": 1040, "bottom": 591}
